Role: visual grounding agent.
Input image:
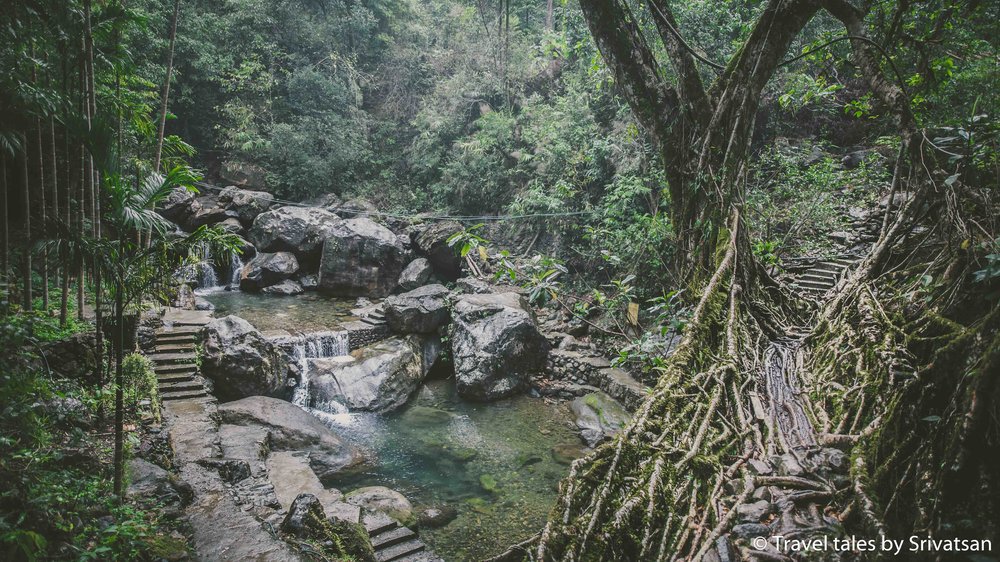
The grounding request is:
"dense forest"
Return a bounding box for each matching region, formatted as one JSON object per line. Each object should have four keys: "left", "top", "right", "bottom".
{"left": 1, "top": 0, "right": 997, "bottom": 561}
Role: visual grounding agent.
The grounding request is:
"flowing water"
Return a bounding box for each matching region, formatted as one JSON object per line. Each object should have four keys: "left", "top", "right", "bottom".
{"left": 199, "top": 291, "right": 585, "bottom": 561}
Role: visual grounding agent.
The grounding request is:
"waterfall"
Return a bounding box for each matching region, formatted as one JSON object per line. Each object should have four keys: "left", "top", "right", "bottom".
{"left": 194, "top": 242, "right": 219, "bottom": 289}
{"left": 225, "top": 252, "right": 244, "bottom": 289}
{"left": 274, "top": 331, "right": 350, "bottom": 413}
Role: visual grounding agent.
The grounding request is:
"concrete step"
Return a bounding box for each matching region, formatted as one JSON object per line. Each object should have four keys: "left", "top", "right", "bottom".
{"left": 147, "top": 352, "right": 198, "bottom": 364}
{"left": 157, "top": 372, "right": 196, "bottom": 383}
{"left": 160, "top": 389, "right": 208, "bottom": 401}
{"left": 154, "top": 343, "right": 196, "bottom": 354}
{"left": 372, "top": 527, "right": 417, "bottom": 550}
{"left": 363, "top": 511, "right": 399, "bottom": 536}
{"left": 159, "top": 380, "right": 204, "bottom": 393}
{"left": 154, "top": 362, "right": 198, "bottom": 374}
{"left": 376, "top": 540, "right": 425, "bottom": 562}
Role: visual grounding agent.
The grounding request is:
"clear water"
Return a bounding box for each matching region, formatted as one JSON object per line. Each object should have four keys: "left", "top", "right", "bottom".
{"left": 201, "top": 291, "right": 358, "bottom": 332}
{"left": 199, "top": 291, "right": 586, "bottom": 561}
{"left": 321, "top": 379, "right": 585, "bottom": 561}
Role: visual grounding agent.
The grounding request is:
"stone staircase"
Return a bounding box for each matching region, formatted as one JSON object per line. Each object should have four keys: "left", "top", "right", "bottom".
{"left": 363, "top": 511, "right": 442, "bottom": 562}
{"left": 149, "top": 308, "right": 213, "bottom": 402}
{"left": 789, "top": 256, "right": 858, "bottom": 296}
{"left": 360, "top": 303, "right": 387, "bottom": 328}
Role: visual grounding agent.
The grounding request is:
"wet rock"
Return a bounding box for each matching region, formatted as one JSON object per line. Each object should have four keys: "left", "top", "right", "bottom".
{"left": 402, "top": 405, "right": 454, "bottom": 427}
{"left": 551, "top": 442, "right": 588, "bottom": 465}
{"left": 570, "top": 391, "right": 630, "bottom": 447}
{"left": 735, "top": 500, "right": 773, "bottom": 523}
{"left": 345, "top": 486, "right": 414, "bottom": 525}
{"left": 218, "top": 396, "right": 364, "bottom": 482}
{"left": 450, "top": 292, "right": 549, "bottom": 401}
{"left": 299, "top": 274, "right": 319, "bottom": 290}
{"left": 202, "top": 316, "right": 288, "bottom": 400}
{"left": 239, "top": 251, "right": 299, "bottom": 292}
{"left": 126, "top": 458, "right": 193, "bottom": 510}
{"left": 261, "top": 279, "right": 304, "bottom": 296}
{"left": 397, "top": 258, "right": 434, "bottom": 291}
{"left": 281, "top": 493, "right": 325, "bottom": 537}
{"left": 309, "top": 335, "right": 441, "bottom": 412}
{"left": 249, "top": 206, "right": 341, "bottom": 261}
{"left": 218, "top": 186, "right": 274, "bottom": 225}
{"left": 194, "top": 297, "right": 215, "bottom": 311}
{"left": 413, "top": 220, "right": 464, "bottom": 280}
{"left": 318, "top": 218, "right": 408, "bottom": 297}
{"left": 173, "top": 283, "right": 197, "bottom": 310}
{"left": 383, "top": 284, "right": 449, "bottom": 334}
{"left": 416, "top": 505, "right": 458, "bottom": 529}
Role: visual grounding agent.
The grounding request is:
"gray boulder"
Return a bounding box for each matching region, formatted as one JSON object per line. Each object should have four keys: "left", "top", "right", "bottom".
{"left": 309, "top": 335, "right": 441, "bottom": 413}
{"left": 412, "top": 221, "right": 464, "bottom": 280}
{"left": 217, "top": 217, "right": 244, "bottom": 235}
{"left": 218, "top": 186, "right": 274, "bottom": 225}
{"left": 262, "top": 279, "right": 305, "bottom": 296}
{"left": 383, "top": 284, "right": 449, "bottom": 334}
{"left": 570, "top": 391, "right": 630, "bottom": 447}
{"left": 240, "top": 251, "right": 299, "bottom": 291}
{"left": 397, "top": 258, "right": 434, "bottom": 291}
{"left": 157, "top": 186, "right": 195, "bottom": 222}
{"left": 249, "top": 206, "right": 341, "bottom": 261}
{"left": 218, "top": 396, "right": 364, "bottom": 481}
{"left": 220, "top": 160, "right": 266, "bottom": 190}
{"left": 202, "top": 316, "right": 287, "bottom": 400}
{"left": 336, "top": 197, "right": 378, "bottom": 218}
{"left": 281, "top": 493, "right": 325, "bottom": 538}
{"left": 186, "top": 195, "right": 234, "bottom": 229}
{"left": 450, "top": 292, "right": 549, "bottom": 400}
{"left": 318, "top": 218, "right": 407, "bottom": 297}
{"left": 454, "top": 276, "right": 495, "bottom": 295}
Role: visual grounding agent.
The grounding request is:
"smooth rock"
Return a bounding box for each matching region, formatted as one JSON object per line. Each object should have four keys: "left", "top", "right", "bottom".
{"left": 218, "top": 396, "right": 365, "bottom": 482}
{"left": 416, "top": 505, "right": 458, "bottom": 529}
{"left": 157, "top": 185, "right": 195, "bottom": 222}
{"left": 202, "top": 316, "right": 287, "bottom": 400}
{"left": 383, "top": 284, "right": 450, "bottom": 334}
{"left": 126, "top": 458, "right": 193, "bottom": 509}
{"left": 218, "top": 185, "right": 274, "bottom": 225}
{"left": 262, "top": 279, "right": 305, "bottom": 296}
{"left": 450, "top": 292, "right": 549, "bottom": 401}
{"left": 309, "top": 335, "right": 441, "bottom": 412}
{"left": 735, "top": 500, "right": 773, "bottom": 523}
{"left": 240, "top": 251, "right": 299, "bottom": 291}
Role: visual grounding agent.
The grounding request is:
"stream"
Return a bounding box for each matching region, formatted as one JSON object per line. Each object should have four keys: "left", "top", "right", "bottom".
{"left": 201, "top": 292, "right": 585, "bottom": 561}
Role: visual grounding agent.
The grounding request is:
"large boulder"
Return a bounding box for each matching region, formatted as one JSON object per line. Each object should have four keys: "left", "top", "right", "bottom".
{"left": 318, "top": 218, "right": 408, "bottom": 298}
{"left": 450, "top": 292, "right": 549, "bottom": 401}
{"left": 218, "top": 186, "right": 274, "bottom": 225}
{"left": 412, "top": 221, "right": 464, "bottom": 280}
{"left": 309, "top": 335, "right": 441, "bottom": 413}
{"left": 220, "top": 160, "right": 266, "bottom": 190}
{"left": 397, "top": 258, "right": 434, "bottom": 291}
{"left": 157, "top": 186, "right": 195, "bottom": 223}
{"left": 218, "top": 396, "right": 364, "bottom": 481}
{"left": 344, "top": 487, "right": 414, "bottom": 525}
{"left": 126, "top": 458, "right": 193, "bottom": 513}
{"left": 249, "top": 206, "right": 341, "bottom": 262}
{"left": 570, "top": 391, "right": 630, "bottom": 447}
{"left": 239, "top": 251, "right": 299, "bottom": 291}
{"left": 383, "top": 284, "right": 449, "bottom": 334}
{"left": 262, "top": 279, "right": 304, "bottom": 296}
{"left": 186, "top": 195, "right": 234, "bottom": 229}
{"left": 202, "top": 316, "right": 288, "bottom": 400}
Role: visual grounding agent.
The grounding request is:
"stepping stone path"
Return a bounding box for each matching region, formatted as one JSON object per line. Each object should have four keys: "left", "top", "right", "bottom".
{"left": 150, "top": 308, "right": 213, "bottom": 402}
{"left": 363, "top": 511, "right": 443, "bottom": 562}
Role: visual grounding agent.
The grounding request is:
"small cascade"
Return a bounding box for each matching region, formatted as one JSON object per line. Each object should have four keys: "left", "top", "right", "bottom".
{"left": 190, "top": 241, "right": 220, "bottom": 292}
{"left": 276, "top": 330, "right": 350, "bottom": 413}
{"left": 224, "top": 252, "right": 244, "bottom": 289}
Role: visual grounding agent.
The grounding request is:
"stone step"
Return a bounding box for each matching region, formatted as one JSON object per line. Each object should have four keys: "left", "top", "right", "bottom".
{"left": 812, "top": 262, "right": 848, "bottom": 274}
{"left": 159, "top": 380, "right": 204, "bottom": 393}
{"left": 147, "top": 352, "right": 198, "bottom": 364}
{"left": 375, "top": 540, "right": 425, "bottom": 562}
{"left": 154, "top": 343, "right": 196, "bottom": 353}
{"left": 363, "top": 511, "right": 399, "bottom": 536}
{"left": 361, "top": 316, "right": 387, "bottom": 326}
{"left": 395, "top": 553, "right": 444, "bottom": 562}
{"left": 793, "top": 279, "right": 834, "bottom": 291}
{"left": 156, "top": 326, "right": 204, "bottom": 336}
{"left": 372, "top": 527, "right": 417, "bottom": 550}
{"left": 799, "top": 273, "right": 838, "bottom": 285}
{"left": 157, "top": 372, "right": 196, "bottom": 384}
{"left": 160, "top": 389, "right": 208, "bottom": 401}
{"left": 156, "top": 334, "right": 198, "bottom": 344}
{"left": 154, "top": 362, "right": 198, "bottom": 374}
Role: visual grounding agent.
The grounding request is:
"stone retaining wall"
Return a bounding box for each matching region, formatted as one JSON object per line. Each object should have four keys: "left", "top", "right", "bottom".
{"left": 534, "top": 348, "right": 649, "bottom": 411}
{"left": 343, "top": 321, "right": 390, "bottom": 351}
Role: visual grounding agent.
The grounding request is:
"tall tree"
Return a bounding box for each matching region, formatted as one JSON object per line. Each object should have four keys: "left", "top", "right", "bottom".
{"left": 152, "top": 0, "right": 181, "bottom": 172}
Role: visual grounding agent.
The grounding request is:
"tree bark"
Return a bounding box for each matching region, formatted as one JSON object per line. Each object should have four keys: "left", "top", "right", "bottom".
{"left": 1, "top": 155, "right": 8, "bottom": 313}
{"left": 545, "top": 0, "right": 554, "bottom": 30}
{"left": 21, "top": 137, "right": 32, "bottom": 311}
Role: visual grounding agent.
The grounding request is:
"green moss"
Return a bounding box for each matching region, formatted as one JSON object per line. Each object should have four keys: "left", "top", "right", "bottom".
{"left": 479, "top": 474, "right": 499, "bottom": 493}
